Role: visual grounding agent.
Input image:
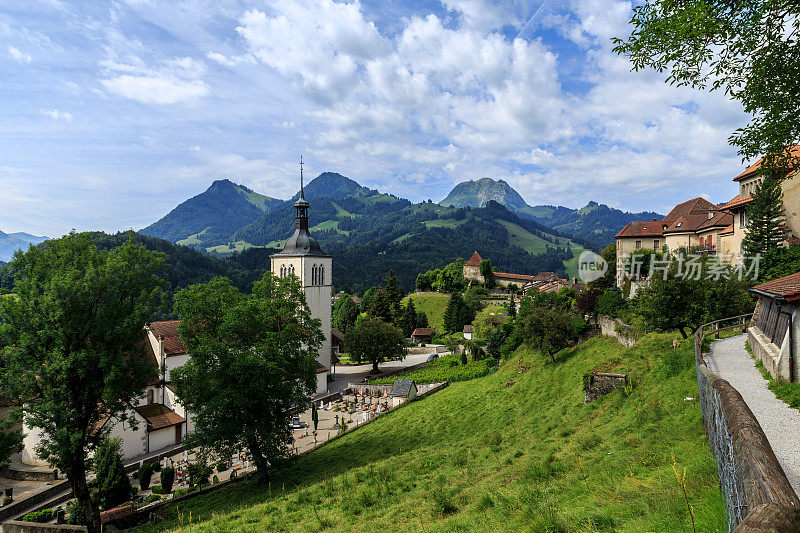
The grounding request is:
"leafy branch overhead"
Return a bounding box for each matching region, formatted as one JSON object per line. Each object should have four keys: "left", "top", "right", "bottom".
{"left": 614, "top": 1, "right": 800, "bottom": 170}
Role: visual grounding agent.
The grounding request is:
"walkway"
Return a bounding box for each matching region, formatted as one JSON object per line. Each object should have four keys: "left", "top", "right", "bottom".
{"left": 705, "top": 334, "right": 800, "bottom": 496}
{"left": 324, "top": 350, "right": 438, "bottom": 395}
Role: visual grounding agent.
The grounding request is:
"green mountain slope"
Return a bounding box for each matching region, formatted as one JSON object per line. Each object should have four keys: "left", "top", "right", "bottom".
{"left": 137, "top": 334, "right": 724, "bottom": 533}
{"left": 140, "top": 179, "right": 282, "bottom": 246}
{"left": 525, "top": 201, "right": 663, "bottom": 248}
{"left": 439, "top": 177, "right": 528, "bottom": 211}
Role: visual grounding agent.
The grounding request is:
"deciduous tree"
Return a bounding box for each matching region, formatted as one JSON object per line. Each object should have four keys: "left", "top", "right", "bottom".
{"left": 0, "top": 233, "right": 164, "bottom": 533}
{"left": 170, "top": 273, "right": 322, "bottom": 485}
{"left": 345, "top": 316, "right": 406, "bottom": 374}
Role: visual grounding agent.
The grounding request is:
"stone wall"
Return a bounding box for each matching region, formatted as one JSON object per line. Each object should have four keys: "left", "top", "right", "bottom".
{"left": 596, "top": 315, "right": 637, "bottom": 347}
{"left": 2, "top": 522, "right": 86, "bottom": 533}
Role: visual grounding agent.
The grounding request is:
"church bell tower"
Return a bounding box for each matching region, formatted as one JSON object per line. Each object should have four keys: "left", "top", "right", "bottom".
{"left": 270, "top": 157, "right": 332, "bottom": 395}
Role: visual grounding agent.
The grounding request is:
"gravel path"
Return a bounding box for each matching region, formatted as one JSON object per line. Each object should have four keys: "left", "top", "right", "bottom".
{"left": 705, "top": 334, "right": 800, "bottom": 496}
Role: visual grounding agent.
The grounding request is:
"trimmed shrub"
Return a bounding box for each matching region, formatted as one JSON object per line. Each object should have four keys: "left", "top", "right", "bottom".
{"left": 151, "top": 485, "right": 165, "bottom": 495}
{"left": 22, "top": 509, "right": 54, "bottom": 522}
{"left": 145, "top": 494, "right": 161, "bottom": 504}
{"left": 216, "top": 460, "right": 228, "bottom": 473}
{"left": 160, "top": 467, "right": 175, "bottom": 493}
{"left": 138, "top": 461, "right": 154, "bottom": 490}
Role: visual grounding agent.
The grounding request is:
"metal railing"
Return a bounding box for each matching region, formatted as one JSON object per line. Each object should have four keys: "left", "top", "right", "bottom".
{"left": 694, "top": 314, "right": 800, "bottom": 532}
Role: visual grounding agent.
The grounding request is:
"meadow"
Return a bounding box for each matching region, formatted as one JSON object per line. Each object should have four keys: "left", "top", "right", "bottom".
{"left": 137, "top": 333, "right": 725, "bottom": 532}
{"left": 371, "top": 353, "right": 496, "bottom": 384}
{"left": 402, "top": 291, "right": 450, "bottom": 332}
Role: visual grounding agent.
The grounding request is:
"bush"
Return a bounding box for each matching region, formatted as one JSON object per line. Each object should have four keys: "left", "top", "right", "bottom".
{"left": 212, "top": 475, "right": 220, "bottom": 484}
{"left": 188, "top": 461, "right": 212, "bottom": 487}
{"left": 216, "top": 460, "right": 228, "bottom": 473}
{"left": 150, "top": 485, "right": 165, "bottom": 495}
{"left": 66, "top": 500, "right": 86, "bottom": 526}
{"left": 22, "top": 509, "right": 54, "bottom": 522}
{"left": 160, "top": 467, "right": 175, "bottom": 493}
{"left": 138, "top": 461, "right": 155, "bottom": 490}
{"left": 145, "top": 494, "right": 161, "bottom": 504}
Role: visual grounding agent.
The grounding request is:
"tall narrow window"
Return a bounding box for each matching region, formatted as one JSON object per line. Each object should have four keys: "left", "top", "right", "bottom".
{"left": 290, "top": 265, "right": 295, "bottom": 276}
{"left": 320, "top": 265, "right": 324, "bottom": 285}
{"left": 313, "top": 264, "right": 318, "bottom": 285}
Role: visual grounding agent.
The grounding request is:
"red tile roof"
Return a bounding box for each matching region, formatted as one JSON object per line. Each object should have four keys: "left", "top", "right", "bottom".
{"left": 148, "top": 320, "right": 187, "bottom": 355}
{"left": 411, "top": 328, "right": 436, "bottom": 337}
{"left": 720, "top": 224, "right": 734, "bottom": 236}
{"left": 615, "top": 221, "right": 666, "bottom": 238}
{"left": 465, "top": 251, "right": 483, "bottom": 267}
{"left": 697, "top": 210, "right": 733, "bottom": 231}
{"left": 495, "top": 272, "right": 534, "bottom": 281}
{"left": 663, "top": 197, "right": 717, "bottom": 222}
{"left": 751, "top": 272, "right": 800, "bottom": 302}
{"left": 722, "top": 194, "right": 753, "bottom": 210}
{"left": 315, "top": 361, "right": 328, "bottom": 374}
{"left": 134, "top": 404, "right": 185, "bottom": 431}
{"left": 533, "top": 272, "right": 559, "bottom": 281}
{"left": 331, "top": 328, "right": 344, "bottom": 344}
{"left": 734, "top": 146, "right": 800, "bottom": 181}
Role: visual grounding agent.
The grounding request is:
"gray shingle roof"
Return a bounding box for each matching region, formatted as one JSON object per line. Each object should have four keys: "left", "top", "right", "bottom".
{"left": 391, "top": 379, "right": 416, "bottom": 398}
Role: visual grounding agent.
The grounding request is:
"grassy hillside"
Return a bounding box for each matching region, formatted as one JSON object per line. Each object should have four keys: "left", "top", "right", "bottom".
{"left": 402, "top": 292, "right": 450, "bottom": 332}
{"left": 138, "top": 334, "right": 724, "bottom": 533}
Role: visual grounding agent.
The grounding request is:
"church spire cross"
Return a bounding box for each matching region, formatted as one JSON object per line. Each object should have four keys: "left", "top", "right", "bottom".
{"left": 300, "top": 155, "right": 305, "bottom": 200}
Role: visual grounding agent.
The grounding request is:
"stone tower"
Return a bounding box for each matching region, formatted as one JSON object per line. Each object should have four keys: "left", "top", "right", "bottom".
{"left": 270, "top": 158, "right": 332, "bottom": 395}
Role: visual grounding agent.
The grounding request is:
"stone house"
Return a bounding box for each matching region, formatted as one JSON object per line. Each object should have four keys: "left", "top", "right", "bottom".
{"left": 748, "top": 272, "right": 800, "bottom": 382}
{"left": 463, "top": 251, "right": 552, "bottom": 290}
{"left": 390, "top": 379, "right": 417, "bottom": 407}
{"left": 463, "top": 325, "right": 474, "bottom": 340}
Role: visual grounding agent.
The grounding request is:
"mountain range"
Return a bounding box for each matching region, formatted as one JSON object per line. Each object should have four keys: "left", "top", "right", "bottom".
{"left": 0, "top": 230, "right": 48, "bottom": 262}
{"left": 135, "top": 173, "right": 663, "bottom": 291}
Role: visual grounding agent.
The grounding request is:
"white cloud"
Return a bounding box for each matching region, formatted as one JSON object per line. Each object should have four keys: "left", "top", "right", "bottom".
{"left": 99, "top": 57, "right": 209, "bottom": 105}
{"left": 8, "top": 46, "right": 31, "bottom": 62}
{"left": 39, "top": 108, "right": 72, "bottom": 122}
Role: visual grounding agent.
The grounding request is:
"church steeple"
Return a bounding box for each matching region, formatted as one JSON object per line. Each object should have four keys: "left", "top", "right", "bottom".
{"left": 294, "top": 156, "right": 310, "bottom": 230}
{"left": 273, "top": 156, "right": 329, "bottom": 257}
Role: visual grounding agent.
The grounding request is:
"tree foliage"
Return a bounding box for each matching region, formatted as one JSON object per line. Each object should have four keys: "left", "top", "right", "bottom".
{"left": 333, "top": 296, "right": 359, "bottom": 334}
{"left": 519, "top": 308, "right": 576, "bottom": 364}
{"left": 345, "top": 316, "right": 406, "bottom": 373}
{"left": 170, "top": 273, "right": 322, "bottom": 484}
{"left": 443, "top": 293, "right": 477, "bottom": 333}
{"left": 613, "top": 1, "right": 800, "bottom": 169}
{"left": 480, "top": 259, "right": 495, "bottom": 289}
{"left": 0, "top": 233, "right": 164, "bottom": 533}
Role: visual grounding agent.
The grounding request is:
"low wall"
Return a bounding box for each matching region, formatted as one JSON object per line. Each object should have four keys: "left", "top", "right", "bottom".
{"left": 0, "top": 482, "right": 70, "bottom": 524}
{"left": 2, "top": 522, "right": 86, "bottom": 533}
{"left": 584, "top": 372, "right": 627, "bottom": 403}
{"left": 596, "top": 315, "right": 637, "bottom": 347}
{"left": 0, "top": 470, "right": 57, "bottom": 483}
{"left": 695, "top": 316, "right": 800, "bottom": 532}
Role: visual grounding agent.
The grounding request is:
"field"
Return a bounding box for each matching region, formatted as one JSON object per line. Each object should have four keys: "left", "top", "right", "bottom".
{"left": 204, "top": 241, "right": 261, "bottom": 254}
{"left": 310, "top": 220, "right": 350, "bottom": 235}
{"left": 137, "top": 333, "right": 725, "bottom": 533}
{"left": 563, "top": 243, "right": 589, "bottom": 280}
{"left": 176, "top": 227, "right": 210, "bottom": 246}
{"left": 422, "top": 218, "right": 467, "bottom": 229}
{"left": 372, "top": 354, "right": 496, "bottom": 384}
{"left": 331, "top": 202, "right": 357, "bottom": 218}
{"left": 402, "top": 292, "right": 450, "bottom": 332}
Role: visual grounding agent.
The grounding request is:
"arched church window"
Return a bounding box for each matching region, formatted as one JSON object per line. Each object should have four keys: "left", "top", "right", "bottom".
{"left": 290, "top": 265, "right": 295, "bottom": 276}
{"left": 312, "top": 264, "right": 317, "bottom": 285}
{"left": 319, "top": 265, "right": 324, "bottom": 285}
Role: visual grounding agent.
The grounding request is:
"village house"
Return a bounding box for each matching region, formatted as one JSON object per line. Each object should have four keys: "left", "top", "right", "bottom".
{"left": 411, "top": 328, "right": 437, "bottom": 344}
{"left": 615, "top": 149, "right": 800, "bottom": 287}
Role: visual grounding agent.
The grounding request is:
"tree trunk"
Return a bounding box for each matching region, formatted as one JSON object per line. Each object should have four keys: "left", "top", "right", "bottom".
{"left": 678, "top": 327, "right": 688, "bottom": 339}
{"left": 372, "top": 359, "right": 379, "bottom": 374}
{"left": 549, "top": 351, "right": 556, "bottom": 364}
{"left": 68, "top": 459, "right": 99, "bottom": 533}
{"left": 247, "top": 437, "right": 270, "bottom": 485}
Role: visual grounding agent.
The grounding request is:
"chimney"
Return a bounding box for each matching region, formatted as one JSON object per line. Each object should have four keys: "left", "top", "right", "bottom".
{"left": 653, "top": 218, "right": 657, "bottom": 221}
{"left": 708, "top": 212, "right": 714, "bottom": 219}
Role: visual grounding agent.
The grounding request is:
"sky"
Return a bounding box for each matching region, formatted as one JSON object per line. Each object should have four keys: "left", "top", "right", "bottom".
{"left": 1, "top": 0, "right": 751, "bottom": 238}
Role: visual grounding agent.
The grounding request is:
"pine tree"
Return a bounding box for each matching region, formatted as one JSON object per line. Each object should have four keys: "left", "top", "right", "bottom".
{"left": 384, "top": 270, "right": 404, "bottom": 318}
{"left": 443, "top": 293, "right": 463, "bottom": 333}
{"left": 369, "top": 286, "right": 395, "bottom": 323}
{"left": 334, "top": 297, "right": 359, "bottom": 334}
{"left": 480, "top": 259, "right": 495, "bottom": 289}
{"left": 95, "top": 437, "right": 132, "bottom": 509}
{"left": 743, "top": 175, "right": 788, "bottom": 255}
{"left": 399, "top": 299, "right": 418, "bottom": 337}
{"left": 508, "top": 293, "right": 517, "bottom": 319}
{"left": 416, "top": 311, "right": 429, "bottom": 329}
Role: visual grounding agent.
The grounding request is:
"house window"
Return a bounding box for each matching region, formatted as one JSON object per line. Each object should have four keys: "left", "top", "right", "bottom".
{"left": 740, "top": 210, "right": 748, "bottom": 228}
{"left": 653, "top": 239, "right": 659, "bottom": 250}
{"left": 707, "top": 235, "right": 712, "bottom": 248}
{"left": 699, "top": 237, "right": 704, "bottom": 246}
{"left": 635, "top": 240, "right": 642, "bottom": 249}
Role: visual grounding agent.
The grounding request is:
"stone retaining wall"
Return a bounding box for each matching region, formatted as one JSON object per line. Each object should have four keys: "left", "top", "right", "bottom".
{"left": 596, "top": 315, "right": 637, "bottom": 347}
{"left": 2, "top": 521, "right": 86, "bottom": 533}
{"left": 583, "top": 372, "right": 627, "bottom": 403}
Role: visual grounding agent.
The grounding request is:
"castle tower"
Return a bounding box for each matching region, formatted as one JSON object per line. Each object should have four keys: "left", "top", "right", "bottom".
{"left": 270, "top": 157, "right": 332, "bottom": 395}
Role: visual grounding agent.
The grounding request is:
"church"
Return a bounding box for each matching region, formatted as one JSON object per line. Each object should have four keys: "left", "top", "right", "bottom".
{"left": 270, "top": 161, "right": 333, "bottom": 395}
{"left": 19, "top": 162, "right": 333, "bottom": 466}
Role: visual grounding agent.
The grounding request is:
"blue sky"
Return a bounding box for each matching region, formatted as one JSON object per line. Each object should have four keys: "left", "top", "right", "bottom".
{"left": 1, "top": 0, "right": 749, "bottom": 237}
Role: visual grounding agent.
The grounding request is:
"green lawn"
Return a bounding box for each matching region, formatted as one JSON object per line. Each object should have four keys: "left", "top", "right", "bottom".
{"left": 391, "top": 232, "right": 414, "bottom": 244}
{"left": 563, "top": 243, "right": 589, "bottom": 281}
{"left": 402, "top": 292, "right": 450, "bottom": 332}
{"left": 310, "top": 220, "right": 349, "bottom": 235}
{"left": 372, "top": 353, "right": 496, "bottom": 384}
{"left": 516, "top": 205, "right": 557, "bottom": 219}
{"left": 422, "top": 218, "right": 467, "bottom": 229}
{"left": 136, "top": 333, "right": 725, "bottom": 533}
